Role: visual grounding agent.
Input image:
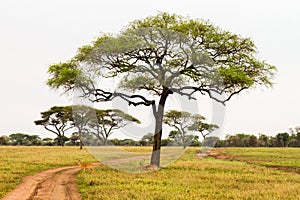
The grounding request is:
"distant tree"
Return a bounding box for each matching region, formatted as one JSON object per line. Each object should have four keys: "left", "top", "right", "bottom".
{"left": 70, "top": 105, "right": 95, "bottom": 149}
{"left": 89, "top": 109, "right": 140, "bottom": 145}
{"left": 34, "top": 106, "right": 73, "bottom": 146}
{"left": 248, "top": 135, "right": 258, "bottom": 147}
{"left": 68, "top": 132, "right": 80, "bottom": 146}
{"left": 42, "top": 137, "right": 54, "bottom": 146}
{"left": 109, "top": 138, "right": 120, "bottom": 146}
{"left": 289, "top": 127, "right": 300, "bottom": 147}
{"left": 9, "top": 133, "right": 29, "bottom": 145}
{"left": 167, "top": 130, "right": 200, "bottom": 147}
{"left": 0, "top": 135, "right": 10, "bottom": 145}
{"left": 257, "top": 134, "right": 269, "bottom": 147}
{"left": 161, "top": 138, "right": 172, "bottom": 146}
{"left": 187, "top": 135, "right": 201, "bottom": 147}
{"left": 288, "top": 138, "right": 299, "bottom": 147}
{"left": 53, "top": 136, "right": 69, "bottom": 146}
{"left": 215, "top": 138, "right": 226, "bottom": 147}
{"left": 276, "top": 132, "right": 290, "bottom": 147}
{"left": 119, "top": 139, "right": 139, "bottom": 146}
{"left": 8, "top": 133, "right": 42, "bottom": 146}
{"left": 164, "top": 110, "right": 194, "bottom": 149}
{"left": 295, "top": 132, "right": 300, "bottom": 144}
{"left": 27, "top": 135, "right": 43, "bottom": 146}
{"left": 268, "top": 136, "right": 278, "bottom": 147}
{"left": 140, "top": 133, "right": 154, "bottom": 146}
{"left": 168, "top": 130, "right": 181, "bottom": 146}
{"left": 188, "top": 115, "right": 218, "bottom": 146}
{"left": 46, "top": 13, "right": 276, "bottom": 166}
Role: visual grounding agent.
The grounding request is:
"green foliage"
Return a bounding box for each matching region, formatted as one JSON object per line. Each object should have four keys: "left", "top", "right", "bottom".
{"left": 164, "top": 110, "right": 217, "bottom": 148}
{"left": 164, "top": 110, "right": 194, "bottom": 149}
{"left": 140, "top": 133, "right": 154, "bottom": 146}
{"left": 34, "top": 106, "right": 73, "bottom": 146}
{"left": 47, "top": 60, "right": 80, "bottom": 91}
{"left": 0, "top": 135, "right": 9, "bottom": 145}
{"left": 8, "top": 133, "right": 42, "bottom": 146}
{"left": 47, "top": 12, "right": 276, "bottom": 97}
{"left": 89, "top": 109, "right": 140, "bottom": 145}
{"left": 189, "top": 115, "right": 219, "bottom": 134}
{"left": 34, "top": 105, "right": 140, "bottom": 147}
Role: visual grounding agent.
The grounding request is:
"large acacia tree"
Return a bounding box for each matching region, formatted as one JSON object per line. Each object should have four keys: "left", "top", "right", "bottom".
{"left": 47, "top": 13, "right": 276, "bottom": 166}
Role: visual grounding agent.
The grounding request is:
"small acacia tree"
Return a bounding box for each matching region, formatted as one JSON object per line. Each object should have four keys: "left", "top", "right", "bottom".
{"left": 140, "top": 133, "right": 154, "bottom": 146}
{"left": 34, "top": 106, "right": 73, "bottom": 146}
{"left": 164, "top": 110, "right": 218, "bottom": 148}
{"left": 46, "top": 13, "right": 276, "bottom": 166}
{"left": 70, "top": 105, "right": 95, "bottom": 149}
{"left": 188, "top": 115, "right": 219, "bottom": 146}
{"left": 89, "top": 109, "right": 140, "bottom": 145}
{"left": 164, "top": 110, "right": 194, "bottom": 149}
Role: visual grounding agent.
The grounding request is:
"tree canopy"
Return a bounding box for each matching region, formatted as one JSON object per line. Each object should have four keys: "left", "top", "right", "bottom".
{"left": 164, "top": 110, "right": 218, "bottom": 148}
{"left": 34, "top": 106, "right": 73, "bottom": 146}
{"left": 188, "top": 115, "right": 219, "bottom": 146}
{"left": 164, "top": 110, "right": 194, "bottom": 149}
{"left": 89, "top": 109, "right": 140, "bottom": 145}
{"left": 46, "top": 12, "right": 276, "bottom": 166}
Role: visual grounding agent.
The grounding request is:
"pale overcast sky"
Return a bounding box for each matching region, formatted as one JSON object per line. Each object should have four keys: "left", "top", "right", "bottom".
{"left": 1, "top": 0, "right": 300, "bottom": 139}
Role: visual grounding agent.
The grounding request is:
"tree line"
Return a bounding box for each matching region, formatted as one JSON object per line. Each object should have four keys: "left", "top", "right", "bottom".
{"left": 0, "top": 132, "right": 199, "bottom": 147}
{"left": 2, "top": 130, "right": 300, "bottom": 148}
{"left": 215, "top": 130, "right": 300, "bottom": 147}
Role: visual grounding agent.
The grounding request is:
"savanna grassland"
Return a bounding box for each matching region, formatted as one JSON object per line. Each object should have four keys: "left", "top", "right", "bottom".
{"left": 1, "top": 147, "right": 300, "bottom": 199}
{"left": 77, "top": 147, "right": 300, "bottom": 199}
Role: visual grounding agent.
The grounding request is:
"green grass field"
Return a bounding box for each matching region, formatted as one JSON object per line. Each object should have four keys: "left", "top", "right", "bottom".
{"left": 1, "top": 147, "right": 300, "bottom": 199}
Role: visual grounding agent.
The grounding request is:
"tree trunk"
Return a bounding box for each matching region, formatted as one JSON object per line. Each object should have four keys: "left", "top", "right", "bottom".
{"left": 183, "top": 139, "right": 186, "bottom": 149}
{"left": 181, "top": 131, "right": 186, "bottom": 149}
{"left": 77, "top": 127, "right": 84, "bottom": 150}
{"left": 60, "top": 136, "right": 64, "bottom": 147}
{"left": 150, "top": 88, "right": 169, "bottom": 166}
{"left": 79, "top": 139, "right": 83, "bottom": 149}
{"left": 202, "top": 136, "right": 206, "bottom": 147}
{"left": 103, "top": 137, "right": 108, "bottom": 146}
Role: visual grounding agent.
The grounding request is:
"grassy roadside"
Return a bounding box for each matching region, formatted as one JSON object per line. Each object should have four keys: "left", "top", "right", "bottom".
{"left": 77, "top": 147, "right": 300, "bottom": 199}
{"left": 224, "top": 147, "right": 300, "bottom": 173}
{"left": 0, "top": 146, "right": 96, "bottom": 198}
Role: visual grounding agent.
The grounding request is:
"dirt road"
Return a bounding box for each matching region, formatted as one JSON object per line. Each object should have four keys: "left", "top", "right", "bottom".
{"left": 2, "top": 166, "right": 83, "bottom": 200}
{"left": 2, "top": 155, "right": 166, "bottom": 200}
